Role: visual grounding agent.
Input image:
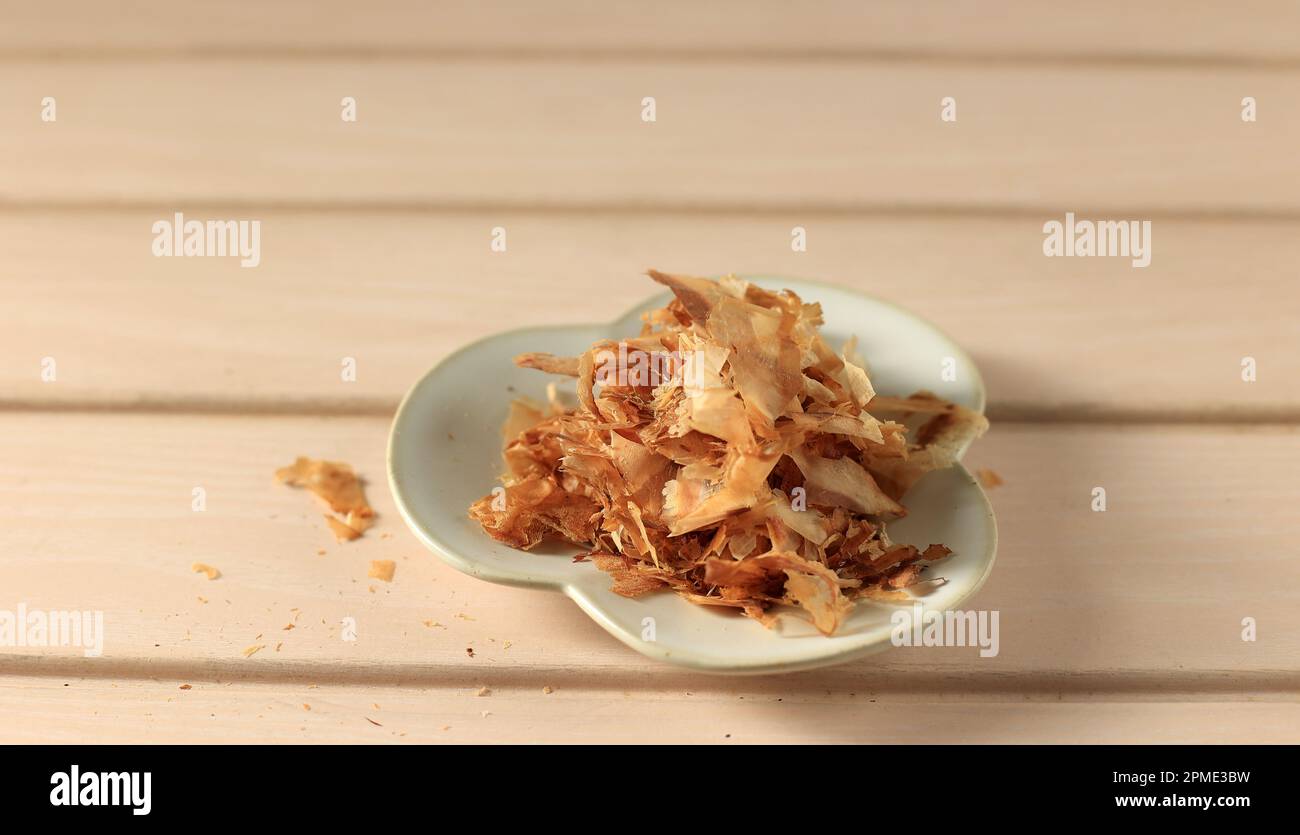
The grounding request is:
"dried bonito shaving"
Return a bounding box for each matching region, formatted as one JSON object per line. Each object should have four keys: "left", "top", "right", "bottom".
{"left": 276, "top": 457, "right": 375, "bottom": 541}
{"left": 470, "top": 271, "right": 987, "bottom": 635}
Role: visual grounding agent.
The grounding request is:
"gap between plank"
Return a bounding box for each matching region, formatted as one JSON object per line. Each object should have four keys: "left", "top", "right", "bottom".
{"left": 3, "top": 655, "right": 1297, "bottom": 700}
{"left": 2, "top": 46, "right": 1299, "bottom": 71}
{"left": 2, "top": 199, "right": 1300, "bottom": 223}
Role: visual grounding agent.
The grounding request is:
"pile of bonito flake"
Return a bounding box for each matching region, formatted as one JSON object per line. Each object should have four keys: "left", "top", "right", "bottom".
{"left": 470, "top": 271, "right": 987, "bottom": 634}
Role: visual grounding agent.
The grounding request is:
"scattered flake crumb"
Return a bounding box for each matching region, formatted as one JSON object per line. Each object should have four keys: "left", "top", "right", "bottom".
{"left": 191, "top": 562, "right": 221, "bottom": 581}
{"left": 465, "top": 647, "right": 475, "bottom": 658}
{"left": 368, "top": 559, "right": 396, "bottom": 582}
{"left": 542, "top": 685, "right": 553, "bottom": 695}
{"left": 476, "top": 686, "right": 491, "bottom": 697}
{"left": 302, "top": 704, "right": 311, "bottom": 711}
{"left": 179, "top": 684, "right": 192, "bottom": 690}
{"left": 455, "top": 613, "right": 475, "bottom": 621}
{"left": 283, "top": 623, "right": 295, "bottom": 631}
{"left": 422, "top": 619, "right": 445, "bottom": 629}
{"left": 241, "top": 644, "right": 265, "bottom": 658}
{"left": 197, "top": 596, "right": 208, "bottom": 604}
{"left": 365, "top": 717, "right": 382, "bottom": 727}
{"left": 976, "top": 468, "right": 1004, "bottom": 489}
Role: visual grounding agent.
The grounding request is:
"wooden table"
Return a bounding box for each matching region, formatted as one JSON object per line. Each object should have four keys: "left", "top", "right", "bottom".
{"left": 2, "top": 1, "right": 1297, "bottom": 743}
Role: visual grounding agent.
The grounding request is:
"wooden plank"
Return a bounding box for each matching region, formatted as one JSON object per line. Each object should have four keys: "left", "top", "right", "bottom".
{"left": 1, "top": 413, "right": 1297, "bottom": 689}
{"left": 0, "top": 674, "right": 1295, "bottom": 744}
{"left": 3, "top": 2, "right": 1298, "bottom": 63}
{"left": 1, "top": 61, "right": 1296, "bottom": 210}
{"left": 3, "top": 210, "right": 1296, "bottom": 417}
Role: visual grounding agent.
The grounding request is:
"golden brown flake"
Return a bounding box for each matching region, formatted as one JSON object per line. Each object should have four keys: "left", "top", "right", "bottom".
{"left": 191, "top": 562, "right": 220, "bottom": 581}
{"left": 275, "top": 457, "right": 375, "bottom": 540}
{"left": 367, "top": 559, "right": 396, "bottom": 582}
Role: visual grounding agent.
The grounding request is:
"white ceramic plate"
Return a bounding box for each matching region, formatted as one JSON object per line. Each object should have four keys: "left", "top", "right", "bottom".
{"left": 388, "top": 277, "right": 997, "bottom": 674}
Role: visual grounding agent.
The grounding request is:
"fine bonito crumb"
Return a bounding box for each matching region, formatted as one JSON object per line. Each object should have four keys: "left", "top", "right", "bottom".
{"left": 191, "top": 562, "right": 221, "bottom": 581}
{"left": 367, "top": 560, "right": 396, "bottom": 582}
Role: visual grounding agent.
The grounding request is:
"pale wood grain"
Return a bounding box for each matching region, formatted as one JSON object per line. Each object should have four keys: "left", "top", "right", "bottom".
{"left": 3, "top": 1, "right": 1298, "bottom": 63}
{"left": 4, "top": 210, "right": 1295, "bottom": 416}
{"left": 0, "top": 674, "right": 1294, "bottom": 744}
{"left": 1, "top": 413, "right": 1296, "bottom": 694}
{"left": 2, "top": 2, "right": 1295, "bottom": 746}
{"left": 1, "top": 61, "right": 1295, "bottom": 210}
